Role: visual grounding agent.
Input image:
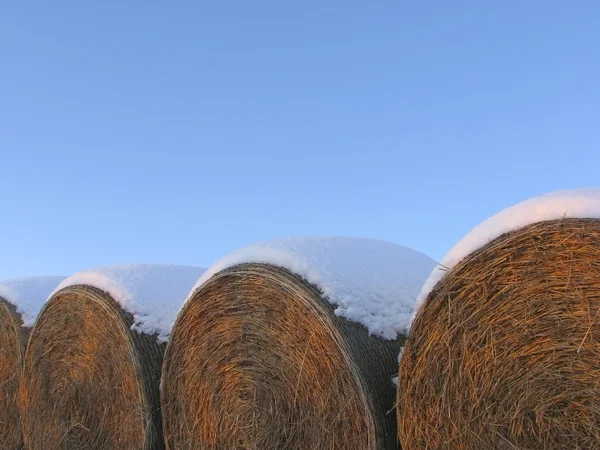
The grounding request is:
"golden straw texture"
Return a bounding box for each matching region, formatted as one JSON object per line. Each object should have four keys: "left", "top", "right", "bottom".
{"left": 0, "top": 298, "right": 26, "bottom": 450}
{"left": 20, "top": 285, "right": 165, "bottom": 450}
{"left": 398, "top": 219, "right": 600, "bottom": 450}
{"left": 162, "top": 263, "right": 402, "bottom": 450}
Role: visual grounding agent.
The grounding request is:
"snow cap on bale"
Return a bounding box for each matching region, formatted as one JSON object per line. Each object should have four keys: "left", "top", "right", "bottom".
{"left": 163, "top": 237, "right": 436, "bottom": 450}
{"left": 0, "top": 276, "right": 65, "bottom": 450}
{"left": 52, "top": 264, "right": 206, "bottom": 343}
{"left": 194, "top": 236, "right": 436, "bottom": 339}
{"left": 21, "top": 264, "right": 205, "bottom": 450}
{"left": 416, "top": 187, "right": 600, "bottom": 311}
{"left": 398, "top": 187, "right": 600, "bottom": 450}
{"left": 0, "top": 276, "right": 67, "bottom": 327}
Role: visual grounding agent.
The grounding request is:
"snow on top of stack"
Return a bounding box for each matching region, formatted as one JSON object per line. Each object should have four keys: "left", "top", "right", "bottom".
{"left": 416, "top": 188, "right": 600, "bottom": 311}
{"left": 193, "top": 237, "right": 436, "bottom": 340}
{"left": 0, "top": 276, "right": 67, "bottom": 327}
{"left": 53, "top": 264, "right": 206, "bottom": 343}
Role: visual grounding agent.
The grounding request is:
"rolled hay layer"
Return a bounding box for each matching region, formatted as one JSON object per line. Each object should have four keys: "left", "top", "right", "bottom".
{"left": 0, "top": 276, "right": 66, "bottom": 450}
{"left": 398, "top": 204, "right": 600, "bottom": 447}
{"left": 161, "top": 237, "right": 436, "bottom": 450}
{"left": 20, "top": 265, "right": 205, "bottom": 450}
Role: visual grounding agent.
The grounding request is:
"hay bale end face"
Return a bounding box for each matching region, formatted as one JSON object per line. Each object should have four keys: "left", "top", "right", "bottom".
{"left": 20, "top": 265, "right": 204, "bottom": 450}
{"left": 161, "top": 237, "right": 436, "bottom": 450}
{"left": 398, "top": 219, "right": 600, "bottom": 449}
{"left": 0, "top": 276, "right": 65, "bottom": 450}
{"left": 21, "top": 285, "right": 162, "bottom": 450}
{"left": 162, "top": 264, "right": 400, "bottom": 449}
{"left": 0, "top": 298, "right": 25, "bottom": 450}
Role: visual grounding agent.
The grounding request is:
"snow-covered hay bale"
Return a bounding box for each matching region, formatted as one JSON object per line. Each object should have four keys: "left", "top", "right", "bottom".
{"left": 20, "top": 264, "right": 204, "bottom": 450}
{"left": 161, "top": 237, "right": 435, "bottom": 449}
{"left": 398, "top": 188, "right": 600, "bottom": 450}
{"left": 0, "top": 276, "right": 65, "bottom": 450}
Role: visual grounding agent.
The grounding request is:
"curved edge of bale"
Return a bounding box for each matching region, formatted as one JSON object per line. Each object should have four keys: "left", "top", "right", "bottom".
{"left": 0, "top": 297, "right": 27, "bottom": 450}
{"left": 397, "top": 218, "right": 600, "bottom": 450}
{"left": 20, "top": 285, "right": 166, "bottom": 450}
{"left": 161, "top": 263, "right": 403, "bottom": 450}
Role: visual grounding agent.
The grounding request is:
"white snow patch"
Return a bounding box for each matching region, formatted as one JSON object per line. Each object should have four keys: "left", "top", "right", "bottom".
{"left": 53, "top": 264, "right": 206, "bottom": 343}
{"left": 193, "top": 237, "right": 436, "bottom": 340}
{"left": 0, "top": 276, "right": 67, "bottom": 327}
{"left": 391, "top": 347, "right": 405, "bottom": 387}
{"left": 416, "top": 188, "right": 600, "bottom": 314}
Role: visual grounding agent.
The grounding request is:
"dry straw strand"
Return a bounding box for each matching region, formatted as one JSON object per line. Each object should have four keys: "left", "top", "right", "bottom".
{"left": 397, "top": 218, "right": 600, "bottom": 450}
{"left": 20, "top": 285, "right": 165, "bottom": 450}
{"left": 161, "top": 263, "right": 402, "bottom": 450}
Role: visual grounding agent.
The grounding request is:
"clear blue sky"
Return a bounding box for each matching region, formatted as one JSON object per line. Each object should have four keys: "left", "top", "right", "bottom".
{"left": 1, "top": 2, "right": 599, "bottom": 279}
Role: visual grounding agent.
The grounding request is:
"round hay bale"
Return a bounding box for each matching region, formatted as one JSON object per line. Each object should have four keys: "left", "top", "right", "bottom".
{"left": 20, "top": 265, "right": 204, "bottom": 450}
{"left": 161, "top": 237, "right": 436, "bottom": 449}
{"left": 398, "top": 218, "right": 600, "bottom": 449}
{"left": 0, "top": 276, "right": 66, "bottom": 450}
{"left": 0, "top": 297, "right": 26, "bottom": 450}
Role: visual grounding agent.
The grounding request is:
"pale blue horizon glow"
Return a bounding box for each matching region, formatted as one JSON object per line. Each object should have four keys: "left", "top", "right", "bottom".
{"left": 1, "top": 2, "right": 599, "bottom": 279}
